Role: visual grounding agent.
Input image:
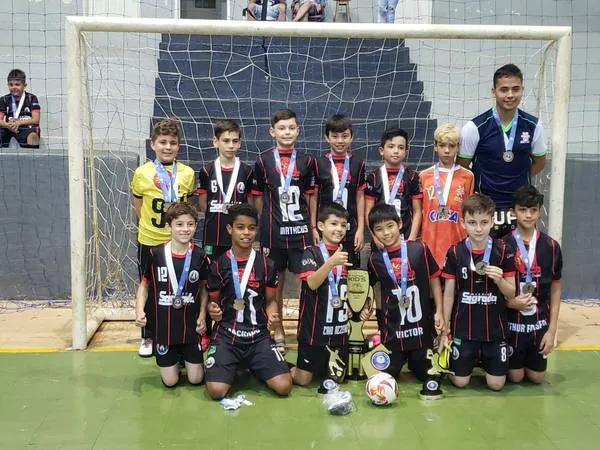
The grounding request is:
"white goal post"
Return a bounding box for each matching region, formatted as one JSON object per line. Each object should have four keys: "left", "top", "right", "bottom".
{"left": 65, "top": 16, "right": 571, "bottom": 350}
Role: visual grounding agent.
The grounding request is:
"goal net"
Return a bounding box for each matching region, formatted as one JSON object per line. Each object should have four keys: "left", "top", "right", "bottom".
{"left": 66, "top": 17, "right": 570, "bottom": 348}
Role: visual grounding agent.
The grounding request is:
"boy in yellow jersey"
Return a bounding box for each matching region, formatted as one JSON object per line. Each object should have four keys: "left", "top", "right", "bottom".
{"left": 131, "top": 118, "right": 196, "bottom": 356}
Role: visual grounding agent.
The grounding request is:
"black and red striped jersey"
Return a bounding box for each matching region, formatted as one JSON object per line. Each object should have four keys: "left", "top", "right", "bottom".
{"left": 250, "top": 148, "right": 315, "bottom": 249}
{"left": 207, "top": 250, "right": 278, "bottom": 345}
{"left": 143, "top": 244, "right": 210, "bottom": 346}
{"left": 364, "top": 165, "right": 422, "bottom": 237}
{"left": 314, "top": 152, "right": 366, "bottom": 246}
{"left": 368, "top": 241, "right": 440, "bottom": 351}
{"left": 297, "top": 245, "right": 349, "bottom": 346}
{"left": 442, "top": 238, "right": 516, "bottom": 342}
{"left": 0, "top": 91, "right": 40, "bottom": 121}
{"left": 196, "top": 160, "right": 253, "bottom": 247}
{"left": 502, "top": 230, "right": 562, "bottom": 347}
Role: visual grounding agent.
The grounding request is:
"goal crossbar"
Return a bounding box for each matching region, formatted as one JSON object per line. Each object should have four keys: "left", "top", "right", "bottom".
{"left": 65, "top": 16, "right": 571, "bottom": 350}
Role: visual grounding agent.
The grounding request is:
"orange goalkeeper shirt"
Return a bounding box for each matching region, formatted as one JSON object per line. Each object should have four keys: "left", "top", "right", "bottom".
{"left": 419, "top": 165, "right": 474, "bottom": 267}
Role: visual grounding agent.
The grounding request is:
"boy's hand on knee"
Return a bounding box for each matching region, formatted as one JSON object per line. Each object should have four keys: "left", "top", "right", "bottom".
{"left": 208, "top": 302, "right": 222, "bottom": 322}
{"left": 135, "top": 312, "right": 147, "bottom": 328}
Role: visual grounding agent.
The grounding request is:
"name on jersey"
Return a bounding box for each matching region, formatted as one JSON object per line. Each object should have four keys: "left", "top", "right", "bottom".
{"left": 508, "top": 319, "right": 547, "bottom": 333}
{"left": 280, "top": 225, "right": 309, "bottom": 236}
{"left": 226, "top": 327, "right": 262, "bottom": 338}
{"left": 395, "top": 327, "right": 424, "bottom": 339}
{"left": 9, "top": 115, "right": 32, "bottom": 122}
{"left": 158, "top": 292, "right": 194, "bottom": 306}
{"left": 428, "top": 209, "right": 459, "bottom": 223}
{"left": 461, "top": 292, "right": 498, "bottom": 305}
{"left": 323, "top": 324, "right": 348, "bottom": 336}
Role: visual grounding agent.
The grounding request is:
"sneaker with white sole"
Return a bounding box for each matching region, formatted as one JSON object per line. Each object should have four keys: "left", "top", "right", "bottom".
{"left": 138, "top": 338, "right": 153, "bottom": 357}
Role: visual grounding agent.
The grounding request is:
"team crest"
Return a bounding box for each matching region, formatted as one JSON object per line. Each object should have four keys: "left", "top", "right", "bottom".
{"left": 262, "top": 247, "right": 270, "bottom": 257}
{"left": 452, "top": 346, "right": 460, "bottom": 360}
{"left": 189, "top": 270, "right": 199, "bottom": 283}
{"left": 508, "top": 345, "right": 514, "bottom": 358}
{"left": 520, "top": 131, "right": 530, "bottom": 144}
{"left": 205, "top": 356, "right": 215, "bottom": 369}
{"left": 156, "top": 343, "right": 169, "bottom": 356}
{"left": 237, "top": 182, "right": 245, "bottom": 193}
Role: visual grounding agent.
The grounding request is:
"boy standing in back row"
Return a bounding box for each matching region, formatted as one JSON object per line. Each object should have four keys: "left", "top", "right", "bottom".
{"left": 250, "top": 108, "right": 316, "bottom": 353}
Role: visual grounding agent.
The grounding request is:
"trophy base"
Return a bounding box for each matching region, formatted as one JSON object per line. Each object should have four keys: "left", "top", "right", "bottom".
{"left": 419, "top": 390, "right": 444, "bottom": 401}
{"left": 419, "top": 377, "right": 444, "bottom": 400}
{"left": 345, "top": 371, "right": 367, "bottom": 381}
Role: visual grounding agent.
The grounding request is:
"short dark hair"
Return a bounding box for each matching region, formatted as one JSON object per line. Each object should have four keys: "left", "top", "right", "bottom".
{"left": 151, "top": 117, "right": 181, "bottom": 143}
{"left": 493, "top": 64, "right": 523, "bottom": 87}
{"left": 165, "top": 202, "right": 198, "bottom": 225}
{"left": 318, "top": 202, "right": 349, "bottom": 224}
{"left": 380, "top": 127, "right": 409, "bottom": 149}
{"left": 7, "top": 69, "right": 26, "bottom": 82}
{"left": 325, "top": 114, "right": 353, "bottom": 137}
{"left": 227, "top": 203, "right": 258, "bottom": 226}
{"left": 513, "top": 185, "right": 544, "bottom": 208}
{"left": 462, "top": 193, "right": 495, "bottom": 218}
{"left": 214, "top": 119, "right": 241, "bottom": 139}
{"left": 368, "top": 203, "right": 401, "bottom": 230}
{"left": 271, "top": 108, "right": 297, "bottom": 126}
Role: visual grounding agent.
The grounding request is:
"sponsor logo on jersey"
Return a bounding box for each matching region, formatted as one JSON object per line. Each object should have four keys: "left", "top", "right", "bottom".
{"left": 237, "top": 182, "right": 245, "bottom": 193}
{"left": 461, "top": 292, "right": 498, "bottom": 305}
{"left": 520, "top": 131, "right": 530, "bottom": 144}
{"left": 302, "top": 258, "right": 317, "bottom": 267}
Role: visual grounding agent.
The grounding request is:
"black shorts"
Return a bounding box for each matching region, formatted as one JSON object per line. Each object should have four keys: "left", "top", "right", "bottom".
{"left": 384, "top": 342, "right": 431, "bottom": 381}
{"left": 154, "top": 342, "right": 204, "bottom": 368}
{"left": 508, "top": 335, "right": 548, "bottom": 372}
{"left": 203, "top": 244, "right": 229, "bottom": 260}
{"left": 490, "top": 207, "right": 516, "bottom": 239}
{"left": 451, "top": 338, "right": 508, "bottom": 377}
{"left": 0, "top": 125, "right": 40, "bottom": 148}
{"left": 296, "top": 342, "right": 349, "bottom": 377}
{"left": 204, "top": 337, "right": 289, "bottom": 385}
{"left": 263, "top": 247, "right": 304, "bottom": 273}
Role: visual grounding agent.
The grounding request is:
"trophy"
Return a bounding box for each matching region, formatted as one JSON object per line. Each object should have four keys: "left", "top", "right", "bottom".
{"left": 419, "top": 337, "right": 454, "bottom": 400}
{"left": 325, "top": 345, "right": 347, "bottom": 383}
{"left": 360, "top": 343, "right": 392, "bottom": 379}
{"left": 346, "top": 269, "right": 372, "bottom": 379}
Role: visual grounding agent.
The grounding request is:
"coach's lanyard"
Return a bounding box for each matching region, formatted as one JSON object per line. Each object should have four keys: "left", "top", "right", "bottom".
{"left": 164, "top": 242, "right": 193, "bottom": 297}
{"left": 382, "top": 241, "right": 408, "bottom": 298}
{"left": 513, "top": 228, "right": 538, "bottom": 284}
{"left": 154, "top": 160, "right": 178, "bottom": 203}
{"left": 230, "top": 249, "right": 256, "bottom": 301}
{"left": 492, "top": 107, "right": 519, "bottom": 152}
{"left": 11, "top": 94, "right": 25, "bottom": 120}
{"left": 380, "top": 164, "right": 405, "bottom": 204}
{"left": 433, "top": 163, "right": 455, "bottom": 208}
{"left": 329, "top": 153, "right": 350, "bottom": 204}
{"left": 465, "top": 237, "right": 493, "bottom": 272}
{"left": 214, "top": 157, "right": 240, "bottom": 204}
{"left": 318, "top": 241, "right": 342, "bottom": 299}
{"left": 273, "top": 149, "right": 297, "bottom": 197}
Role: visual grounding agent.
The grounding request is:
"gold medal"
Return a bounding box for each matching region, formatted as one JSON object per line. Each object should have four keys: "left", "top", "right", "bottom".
{"left": 522, "top": 282, "right": 535, "bottom": 294}
{"left": 475, "top": 261, "right": 487, "bottom": 276}
{"left": 233, "top": 298, "right": 245, "bottom": 311}
{"left": 399, "top": 295, "right": 410, "bottom": 309}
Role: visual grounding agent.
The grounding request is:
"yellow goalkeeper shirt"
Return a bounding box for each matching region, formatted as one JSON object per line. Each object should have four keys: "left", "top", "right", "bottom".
{"left": 131, "top": 160, "right": 196, "bottom": 246}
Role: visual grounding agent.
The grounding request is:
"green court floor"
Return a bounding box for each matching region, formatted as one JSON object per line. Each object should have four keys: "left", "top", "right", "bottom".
{"left": 2, "top": 351, "right": 600, "bottom": 450}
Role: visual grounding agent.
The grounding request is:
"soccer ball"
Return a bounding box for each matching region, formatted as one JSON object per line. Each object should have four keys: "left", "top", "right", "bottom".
{"left": 365, "top": 372, "right": 398, "bottom": 405}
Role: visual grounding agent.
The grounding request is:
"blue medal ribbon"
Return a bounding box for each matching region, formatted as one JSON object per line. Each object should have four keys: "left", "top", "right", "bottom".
{"left": 153, "top": 159, "right": 178, "bottom": 203}
{"left": 433, "top": 163, "right": 448, "bottom": 208}
{"left": 465, "top": 237, "right": 493, "bottom": 268}
{"left": 387, "top": 165, "right": 405, "bottom": 204}
{"left": 492, "top": 107, "right": 519, "bottom": 156}
{"left": 318, "top": 241, "right": 342, "bottom": 298}
{"left": 513, "top": 229, "right": 534, "bottom": 284}
{"left": 273, "top": 149, "right": 297, "bottom": 198}
{"left": 230, "top": 251, "right": 243, "bottom": 300}
{"left": 176, "top": 247, "right": 193, "bottom": 296}
{"left": 382, "top": 240, "right": 408, "bottom": 297}
{"left": 329, "top": 154, "right": 350, "bottom": 203}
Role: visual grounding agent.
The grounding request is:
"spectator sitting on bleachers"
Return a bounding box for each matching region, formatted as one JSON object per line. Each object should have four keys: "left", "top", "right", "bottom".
{"left": 292, "top": 0, "right": 326, "bottom": 21}
{"left": 245, "top": 0, "right": 287, "bottom": 21}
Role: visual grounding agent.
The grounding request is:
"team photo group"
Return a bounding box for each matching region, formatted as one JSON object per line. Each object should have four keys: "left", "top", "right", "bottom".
{"left": 131, "top": 62, "right": 562, "bottom": 402}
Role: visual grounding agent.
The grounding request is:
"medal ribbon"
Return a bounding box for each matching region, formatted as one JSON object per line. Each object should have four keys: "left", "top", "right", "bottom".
{"left": 273, "top": 149, "right": 297, "bottom": 198}
{"left": 11, "top": 94, "right": 25, "bottom": 120}
{"left": 318, "top": 241, "right": 342, "bottom": 299}
{"left": 329, "top": 153, "right": 350, "bottom": 203}
{"left": 154, "top": 160, "right": 179, "bottom": 203}
{"left": 465, "top": 237, "right": 493, "bottom": 272}
{"left": 164, "top": 242, "right": 193, "bottom": 297}
{"left": 380, "top": 164, "right": 405, "bottom": 205}
{"left": 230, "top": 249, "right": 256, "bottom": 301}
{"left": 433, "top": 163, "right": 455, "bottom": 208}
{"left": 214, "top": 157, "right": 240, "bottom": 205}
{"left": 513, "top": 228, "right": 537, "bottom": 284}
{"left": 382, "top": 240, "right": 408, "bottom": 297}
{"left": 492, "top": 107, "right": 519, "bottom": 155}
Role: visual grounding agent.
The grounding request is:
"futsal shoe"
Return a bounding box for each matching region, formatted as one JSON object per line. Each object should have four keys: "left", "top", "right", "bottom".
{"left": 138, "top": 338, "right": 153, "bottom": 357}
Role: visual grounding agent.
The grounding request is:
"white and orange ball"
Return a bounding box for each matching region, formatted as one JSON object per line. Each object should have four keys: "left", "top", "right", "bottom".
{"left": 365, "top": 372, "right": 398, "bottom": 405}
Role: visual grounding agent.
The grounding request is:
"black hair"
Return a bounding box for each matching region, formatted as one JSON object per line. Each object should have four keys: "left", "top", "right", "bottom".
{"left": 317, "top": 202, "right": 349, "bottom": 224}
{"left": 493, "top": 64, "right": 523, "bottom": 87}
{"left": 368, "top": 203, "right": 401, "bottom": 230}
{"left": 513, "top": 185, "right": 544, "bottom": 208}
{"left": 325, "top": 114, "right": 353, "bottom": 137}
{"left": 380, "top": 127, "right": 409, "bottom": 149}
{"left": 271, "top": 108, "right": 297, "bottom": 126}
{"left": 227, "top": 203, "right": 258, "bottom": 225}
{"left": 7, "top": 69, "right": 26, "bottom": 82}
